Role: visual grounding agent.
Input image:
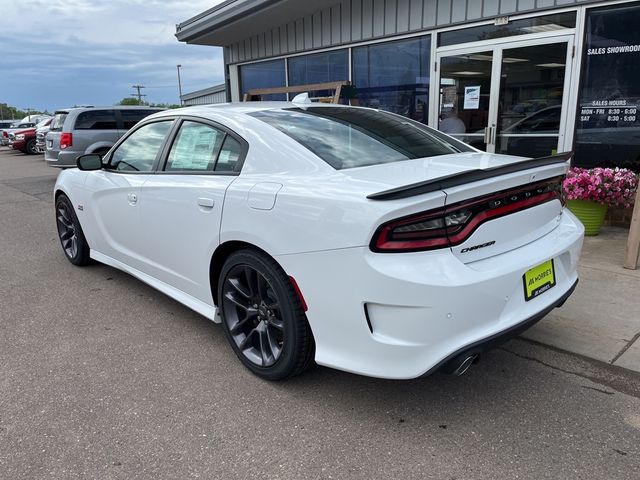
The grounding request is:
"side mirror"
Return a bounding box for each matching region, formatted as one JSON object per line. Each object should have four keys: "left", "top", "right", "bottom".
{"left": 77, "top": 154, "right": 103, "bottom": 171}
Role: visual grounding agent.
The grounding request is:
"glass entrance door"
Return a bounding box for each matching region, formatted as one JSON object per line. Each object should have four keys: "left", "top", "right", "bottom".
{"left": 435, "top": 36, "right": 574, "bottom": 155}
{"left": 438, "top": 51, "right": 494, "bottom": 150}
{"left": 495, "top": 43, "right": 568, "bottom": 156}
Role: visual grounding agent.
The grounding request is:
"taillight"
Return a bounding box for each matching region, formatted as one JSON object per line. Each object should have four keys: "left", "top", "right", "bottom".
{"left": 60, "top": 132, "right": 72, "bottom": 149}
{"left": 371, "top": 176, "right": 564, "bottom": 253}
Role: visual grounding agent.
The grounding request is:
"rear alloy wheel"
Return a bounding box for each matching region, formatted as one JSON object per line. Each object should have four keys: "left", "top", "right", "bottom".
{"left": 55, "top": 194, "right": 91, "bottom": 266}
{"left": 26, "top": 139, "right": 37, "bottom": 155}
{"left": 218, "top": 250, "right": 314, "bottom": 380}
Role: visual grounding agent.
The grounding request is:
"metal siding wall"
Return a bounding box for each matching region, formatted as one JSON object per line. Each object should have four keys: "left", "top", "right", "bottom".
{"left": 341, "top": 0, "right": 352, "bottom": 42}
{"left": 483, "top": 0, "right": 501, "bottom": 16}
{"left": 518, "top": 0, "right": 536, "bottom": 11}
{"left": 322, "top": 7, "right": 332, "bottom": 46}
{"left": 437, "top": 0, "right": 452, "bottom": 25}
{"left": 362, "top": 0, "right": 373, "bottom": 39}
{"left": 396, "top": 0, "right": 410, "bottom": 32}
{"left": 451, "top": 0, "right": 467, "bottom": 23}
{"left": 332, "top": 4, "right": 342, "bottom": 43}
{"left": 373, "top": 0, "right": 385, "bottom": 37}
{"left": 409, "top": 0, "right": 423, "bottom": 30}
{"left": 423, "top": 0, "right": 437, "bottom": 28}
{"left": 312, "top": 12, "right": 322, "bottom": 47}
{"left": 296, "top": 19, "right": 304, "bottom": 50}
{"left": 229, "top": 0, "right": 591, "bottom": 64}
{"left": 501, "top": 0, "right": 519, "bottom": 13}
{"left": 352, "top": 0, "right": 363, "bottom": 41}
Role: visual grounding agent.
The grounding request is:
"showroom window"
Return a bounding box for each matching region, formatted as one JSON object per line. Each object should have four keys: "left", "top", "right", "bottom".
{"left": 574, "top": 3, "right": 640, "bottom": 171}
{"left": 288, "top": 49, "right": 349, "bottom": 98}
{"left": 352, "top": 36, "right": 430, "bottom": 124}
{"left": 239, "top": 59, "right": 286, "bottom": 100}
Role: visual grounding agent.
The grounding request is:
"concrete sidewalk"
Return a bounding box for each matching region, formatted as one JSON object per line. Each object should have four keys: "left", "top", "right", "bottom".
{"left": 523, "top": 226, "right": 640, "bottom": 373}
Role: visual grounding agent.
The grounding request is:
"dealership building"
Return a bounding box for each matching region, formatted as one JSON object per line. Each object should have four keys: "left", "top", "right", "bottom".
{"left": 176, "top": 0, "right": 640, "bottom": 169}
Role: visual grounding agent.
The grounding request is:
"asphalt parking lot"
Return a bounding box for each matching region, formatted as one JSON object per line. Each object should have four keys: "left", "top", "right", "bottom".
{"left": 1, "top": 148, "right": 639, "bottom": 479}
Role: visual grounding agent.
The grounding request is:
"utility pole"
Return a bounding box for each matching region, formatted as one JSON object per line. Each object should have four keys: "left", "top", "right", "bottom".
{"left": 176, "top": 65, "right": 183, "bottom": 106}
{"left": 131, "top": 85, "right": 147, "bottom": 105}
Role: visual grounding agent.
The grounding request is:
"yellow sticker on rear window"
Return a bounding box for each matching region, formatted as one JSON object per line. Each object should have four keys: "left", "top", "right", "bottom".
{"left": 523, "top": 260, "right": 556, "bottom": 301}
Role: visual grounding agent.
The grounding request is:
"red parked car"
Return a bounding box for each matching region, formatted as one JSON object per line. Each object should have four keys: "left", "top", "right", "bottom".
{"left": 9, "top": 118, "right": 51, "bottom": 154}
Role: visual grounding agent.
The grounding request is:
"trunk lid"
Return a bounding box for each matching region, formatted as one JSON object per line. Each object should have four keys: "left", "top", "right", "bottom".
{"left": 353, "top": 152, "right": 569, "bottom": 262}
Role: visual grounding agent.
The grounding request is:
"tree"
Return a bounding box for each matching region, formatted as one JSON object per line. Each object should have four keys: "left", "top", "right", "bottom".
{"left": 117, "top": 97, "right": 143, "bottom": 106}
{"left": 148, "top": 102, "right": 182, "bottom": 109}
{"left": 0, "top": 103, "right": 29, "bottom": 120}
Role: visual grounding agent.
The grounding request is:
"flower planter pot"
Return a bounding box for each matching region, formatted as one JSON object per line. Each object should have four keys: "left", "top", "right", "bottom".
{"left": 566, "top": 199, "right": 608, "bottom": 236}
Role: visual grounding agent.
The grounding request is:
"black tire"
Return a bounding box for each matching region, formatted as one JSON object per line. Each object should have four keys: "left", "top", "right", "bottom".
{"left": 55, "top": 194, "right": 91, "bottom": 266}
{"left": 218, "top": 249, "right": 314, "bottom": 380}
{"left": 25, "top": 139, "right": 37, "bottom": 155}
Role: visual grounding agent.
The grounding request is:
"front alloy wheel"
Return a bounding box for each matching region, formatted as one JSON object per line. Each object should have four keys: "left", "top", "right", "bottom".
{"left": 218, "top": 250, "right": 314, "bottom": 380}
{"left": 55, "top": 194, "right": 91, "bottom": 266}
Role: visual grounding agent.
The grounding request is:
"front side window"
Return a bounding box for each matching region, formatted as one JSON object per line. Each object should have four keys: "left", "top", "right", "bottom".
{"left": 74, "top": 110, "right": 118, "bottom": 130}
{"left": 110, "top": 121, "right": 173, "bottom": 172}
{"left": 352, "top": 36, "right": 430, "bottom": 124}
{"left": 165, "top": 121, "right": 224, "bottom": 172}
{"left": 251, "top": 107, "right": 469, "bottom": 170}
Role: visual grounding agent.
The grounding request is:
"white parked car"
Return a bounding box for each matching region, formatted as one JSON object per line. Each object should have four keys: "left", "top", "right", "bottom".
{"left": 54, "top": 100, "right": 584, "bottom": 380}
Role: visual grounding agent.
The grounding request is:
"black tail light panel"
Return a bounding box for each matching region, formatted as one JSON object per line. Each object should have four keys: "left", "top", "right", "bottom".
{"left": 371, "top": 176, "right": 564, "bottom": 253}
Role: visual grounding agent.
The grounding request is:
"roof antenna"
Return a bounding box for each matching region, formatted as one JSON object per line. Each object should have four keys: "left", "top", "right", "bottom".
{"left": 291, "top": 92, "right": 312, "bottom": 105}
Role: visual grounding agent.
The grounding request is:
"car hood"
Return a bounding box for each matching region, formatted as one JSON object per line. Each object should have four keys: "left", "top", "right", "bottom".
{"left": 14, "top": 128, "right": 36, "bottom": 135}
{"left": 337, "top": 152, "right": 529, "bottom": 191}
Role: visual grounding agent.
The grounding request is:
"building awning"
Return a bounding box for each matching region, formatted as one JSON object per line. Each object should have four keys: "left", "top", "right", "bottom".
{"left": 180, "top": 84, "right": 226, "bottom": 102}
{"left": 175, "top": 0, "right": 338, "bottom": 46}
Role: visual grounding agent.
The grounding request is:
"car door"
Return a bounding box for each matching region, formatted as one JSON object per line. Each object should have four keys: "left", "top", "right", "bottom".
{"left": 82, "top": 119, "right": 175, "bottom": 270}
{"left": 137, "top": 118, "right": 245, "bottom": 304}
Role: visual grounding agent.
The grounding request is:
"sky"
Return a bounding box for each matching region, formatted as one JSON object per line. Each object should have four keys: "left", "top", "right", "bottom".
{"left": 0, "top": 0, "right": 226, "bottom": 114}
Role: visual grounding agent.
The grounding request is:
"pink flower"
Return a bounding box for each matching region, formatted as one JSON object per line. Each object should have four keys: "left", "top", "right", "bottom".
{"left": 563, "top": 167, "right": 638, "bottom": 208}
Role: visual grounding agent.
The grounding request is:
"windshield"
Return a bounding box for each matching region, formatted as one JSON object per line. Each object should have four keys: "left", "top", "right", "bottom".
{"left": 251, "top": 107, "right": 471, "bottom": 170}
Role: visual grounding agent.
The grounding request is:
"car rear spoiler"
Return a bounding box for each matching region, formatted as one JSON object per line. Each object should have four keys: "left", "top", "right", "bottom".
{"left": 366, "top": 152, "right": 573, "bottom": 201}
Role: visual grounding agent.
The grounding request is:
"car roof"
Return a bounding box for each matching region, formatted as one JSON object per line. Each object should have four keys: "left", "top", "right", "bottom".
{"left": 54, "top": 106, "right": 165, "bottom": 114}
{"left": 157, "top": 101, "right": 347, "bottom": 116}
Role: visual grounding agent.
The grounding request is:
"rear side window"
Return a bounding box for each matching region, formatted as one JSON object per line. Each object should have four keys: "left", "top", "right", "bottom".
{"left": 110, "top": 121, "right": 173, "bottom": 172}
{"left": 215, "top": 136, "right": 242, "bottom": 172}
{"left": 50, "top": 112, "right": 68, "bottom": 132}
{"left": 165, "top": 121, "right": 225, "bottom": 172}
{"left": 251, "top": 107, "right": 470, "bottom": 170}
{"left": 74, "top": 110, "right": 117, "bottom": 130}
{"left": 121, "top": 109, "right": 163, "bottom": 129}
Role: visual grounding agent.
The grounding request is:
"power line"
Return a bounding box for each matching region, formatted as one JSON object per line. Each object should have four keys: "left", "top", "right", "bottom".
{"left": 131, "top": 85, "right": 147, "bottom": 104}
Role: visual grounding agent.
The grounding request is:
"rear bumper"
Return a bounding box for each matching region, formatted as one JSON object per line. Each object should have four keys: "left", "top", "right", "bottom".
{"left": 275, "top": 209, "right": 584, "bottom": 379}
{"left": 45, "top": 149, "right": 78, "bottom": 167}
{"left": 425, "top": 278, "right": 578, "bottom": 376}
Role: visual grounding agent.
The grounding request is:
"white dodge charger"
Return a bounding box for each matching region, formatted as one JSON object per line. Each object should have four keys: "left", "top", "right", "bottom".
{"left": 54, "top": 100, "right": 584, "bottom": 380}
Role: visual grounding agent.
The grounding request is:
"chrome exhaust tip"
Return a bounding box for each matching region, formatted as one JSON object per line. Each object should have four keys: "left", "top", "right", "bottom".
{"left": 452, "top": 354, "right": 478, "bottom": 376}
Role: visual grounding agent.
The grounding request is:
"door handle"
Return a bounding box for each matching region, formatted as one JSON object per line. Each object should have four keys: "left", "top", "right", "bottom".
{"left": 197, "top": 197, "right": 214, "bottom": 208}
{"left": 127, "top": 193, "right": 137, "bottom": 204}
{"left": 484, "top": 126, "right": 497, "bottom": 146}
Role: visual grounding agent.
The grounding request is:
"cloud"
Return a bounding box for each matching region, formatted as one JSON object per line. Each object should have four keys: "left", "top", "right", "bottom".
{"left": 0, "top": 0, "right": 226, "bottom": 112}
